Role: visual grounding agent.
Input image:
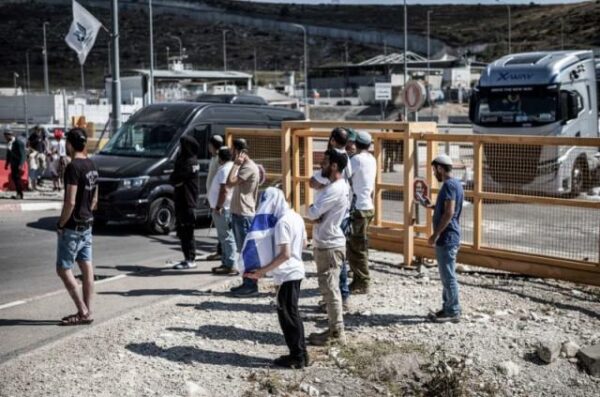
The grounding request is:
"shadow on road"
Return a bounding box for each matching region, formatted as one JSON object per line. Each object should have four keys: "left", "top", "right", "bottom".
{"left": 98, "top": 288, "right": 206, "bottom": 297}
{"left": 125, "top": 342, "right": 272, "bottom": 368}
{"left": 167, "top": 324, "right": 285, "bottom": 346}
{"left": 177, "top": 301, "right": 275, "bottom": 314}
{"left": 0, "top": 319, "right": 59, "bottom": 326}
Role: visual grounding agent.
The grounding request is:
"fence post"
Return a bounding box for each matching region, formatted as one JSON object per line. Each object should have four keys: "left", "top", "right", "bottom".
{"left": 292, "top": 132, "right": 301, "bottom": 211}
{"left": 281, "top": 126, "right": 292, "bottom": 203}
{"left": 473, "top": 140, "right": 483, "bottom": 250}
{"left": 425, "top": 132, "right": 437, "bottom": 236}
{"left": 304, "top": 136, "right": 314, "bottom": 207}
{"left": 403, "top": 128, "right": 415, "bottom": 266}
{"left": 373, "top": 135, "right": 383, "bottom": 226}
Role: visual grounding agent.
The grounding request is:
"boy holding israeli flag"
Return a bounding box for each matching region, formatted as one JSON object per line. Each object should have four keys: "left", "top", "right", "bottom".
{"left": 246, "top": 188, "right": 309, "bottom": 369}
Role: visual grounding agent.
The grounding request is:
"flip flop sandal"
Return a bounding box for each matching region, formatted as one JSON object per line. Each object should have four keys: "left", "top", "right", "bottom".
{"left": 61, "top": 313, "right": 80, "bottom": 321}
{"left": 60, "top": 314, "right": 94, "bottom": 326}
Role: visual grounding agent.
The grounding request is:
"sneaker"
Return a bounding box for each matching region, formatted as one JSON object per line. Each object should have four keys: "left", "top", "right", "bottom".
{"left": 212, "top": 265, "right": 239, "bottom": 276}
{"left": 308, "top": 329, "right": 346, "bottom": 346}
{"left": 349, "top": 282, "right": 369, "bottom": 295}
{"left": 304, "top": 351, "right": 311, "bottom": 367}
{"left": 428, "top": 309, "right": 460, "bottom": 323}
{"left": 273, "top": 354, "right": 305, "bottom": 369}
{"left": 173, "top": 261, "right": 196, "bottom": 269}
{"left": 231, "top": 283, "right": 259, "bottom": 297}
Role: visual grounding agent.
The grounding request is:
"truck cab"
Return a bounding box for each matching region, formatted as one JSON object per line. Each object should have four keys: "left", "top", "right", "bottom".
{"left": 91, "top": 102, "right": 304, "bottom": 233}
{"left": 469, "top": 50, "right": 599, "bottom": 195}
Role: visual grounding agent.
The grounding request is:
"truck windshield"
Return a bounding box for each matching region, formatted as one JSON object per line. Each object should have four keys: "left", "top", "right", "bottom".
{"left": 100, "top": 122, "right": 180, "bottom": 158}
{"left": 475, "top": 87, "right": 558, "bottom": 125}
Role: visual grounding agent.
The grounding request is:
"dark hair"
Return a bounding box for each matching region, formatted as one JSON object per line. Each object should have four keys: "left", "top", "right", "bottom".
{"left": 233, "top": 138, "right": 248, "bottom": 151}
{"left": 432, "top": 161, "right": 452, "bottom": 173}
{"left": 209, "top": 135, "right": 223, "bottom": 149}
{"left": 325, "top": 148, "right": 347, "bottom": 172}
{"left": 217, "top": 146, "right": 232, "bottom": 162}
{"left": 330, "top": 127, "right": 348, "bottom": 147}
{"left": 66, "top": 128, "right": 87, "bottom": 152}
{"left": 356, "top": 141, "right": 370, "bottom": 151}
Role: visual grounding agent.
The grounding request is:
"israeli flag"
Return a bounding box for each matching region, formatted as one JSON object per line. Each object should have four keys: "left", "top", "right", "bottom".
{"left": 65, "top": 1, "right": 102, "bottom": 65}
{"left": 238, "top": 188, "right": 288, "bottom": 273}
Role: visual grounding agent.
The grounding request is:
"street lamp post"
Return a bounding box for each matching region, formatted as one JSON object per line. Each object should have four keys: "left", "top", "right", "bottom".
{"left": 507, "top": 5, "right": 511, "bottom": 54}
{"left": 292, "top": 24, "right": 308, "bottom": 119}
{"left": 427, "top": 10, "right": 433, "bottom": 117}
{"left": 560, "top": 18, "right": 565, "bottom": 50}
{"left": 148, "top": 0, "right": 155, "bottom": 104}
{"left": 13, "top": 72, "right": 19, "bottom": 95}
{"left": 223, "top": 30, "right": 229, "bottom": 71}
{"left": 403, "top": 0, "right": 408, "bottom": 120}
{"left": 25, "top": 50, "right": 31, "bottom": 93}
{"left": 166, "top": 46, "right": 170, "bottom": 68}
{"left": 42, "top": 22, "right": 50, "bottom": 95}
{"left": 111, "top": 0, "right": 122, "bottom": 133}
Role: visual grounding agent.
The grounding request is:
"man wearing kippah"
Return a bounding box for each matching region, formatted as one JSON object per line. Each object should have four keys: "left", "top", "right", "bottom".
{"left": 418, "top": 154, "right": 464, "bottom": 323}
{"left": 347, "top": 130, "right": 376, "bottom": 295}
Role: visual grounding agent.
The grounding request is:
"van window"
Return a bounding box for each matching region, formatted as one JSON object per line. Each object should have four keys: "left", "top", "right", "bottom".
{"left": 100, "top": 122, "right": 179, "bottom": 158}
{"left": 204, "top": 107, "right": 269, "bottom": 121}
{"left": 187, "top": 124, "right": 210, "bottom": 159}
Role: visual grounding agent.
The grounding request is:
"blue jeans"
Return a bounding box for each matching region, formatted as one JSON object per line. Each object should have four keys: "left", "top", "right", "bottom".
{"left": 339, "top": 260, "right": 350, "bottom": 301}
{"left": 56, "top": 227, "right": 93, "bottom": 270}
{"left": 435, "top": 244, "right": 461, "bottom": 316}
{"left": 212, "top": 209, "right": 236, "bottom": 268}
{"left": 231, "top": 213, "right": 253, "bottom": 252}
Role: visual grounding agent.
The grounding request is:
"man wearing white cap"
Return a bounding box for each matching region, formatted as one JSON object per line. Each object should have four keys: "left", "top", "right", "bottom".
{"left": 419, "top": 154, "right": 464, "bottom": 323}
{"left": 347, "top": 130, "right": 376, "bottom": 294}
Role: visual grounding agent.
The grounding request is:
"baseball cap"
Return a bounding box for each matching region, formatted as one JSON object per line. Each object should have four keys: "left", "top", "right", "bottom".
{"left": 356, "top": 130, "right": 372, "bottom": 145}
{"left": 346, "top": 128, "right": 357, "bottom": 142}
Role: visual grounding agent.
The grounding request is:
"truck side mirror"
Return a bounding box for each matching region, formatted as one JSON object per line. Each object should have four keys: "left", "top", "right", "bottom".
{"left": 468, "top": 91, "right": 478, "bottom": 123}
{"left": 560, "top": 91, "right": 579, "bottom": 123}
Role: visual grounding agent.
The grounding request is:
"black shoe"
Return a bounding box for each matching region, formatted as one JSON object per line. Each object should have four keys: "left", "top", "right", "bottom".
{"left": 304, "top": 351, "right": 311, "bottom": 367}
{"left": 273, "top": 355, "right": 305, "bottom": 369}
{"left": 428, "top": 309, "right": 460, "bottom": 323}
{"left": 231, "top": 284, "right": 259, "bottom": 297}
{"left": 229, "top": 283, "right": 244, "bottom": 292}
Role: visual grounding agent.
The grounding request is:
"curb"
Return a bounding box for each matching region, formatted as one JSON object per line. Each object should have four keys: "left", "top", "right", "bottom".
{"left": 0, "top": 202, "right": 62, "bottom": 213}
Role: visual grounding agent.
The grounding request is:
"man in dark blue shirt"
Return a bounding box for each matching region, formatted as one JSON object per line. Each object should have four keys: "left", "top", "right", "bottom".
{"left": 420, "top": 154, "right": 464, "bottom": 323}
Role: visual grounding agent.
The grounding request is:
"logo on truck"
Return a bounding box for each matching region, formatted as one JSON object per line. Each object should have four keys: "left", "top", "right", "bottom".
{"left": 497, "top": 72, "right": 534, "bottom": 82}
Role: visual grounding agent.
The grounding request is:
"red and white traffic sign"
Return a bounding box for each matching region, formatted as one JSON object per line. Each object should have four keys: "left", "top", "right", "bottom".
{"left": 402, "top": 80, "right": 426, "bottom": 112}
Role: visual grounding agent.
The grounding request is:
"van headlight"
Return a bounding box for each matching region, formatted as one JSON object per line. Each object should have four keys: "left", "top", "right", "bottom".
{"left": 119, "top": 176, "right": 149, "bottom": 189}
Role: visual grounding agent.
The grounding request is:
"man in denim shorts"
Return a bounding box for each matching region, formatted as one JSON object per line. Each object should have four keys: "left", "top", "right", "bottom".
{"left": 55, "top": 128, "right": 98, "bottom": 326}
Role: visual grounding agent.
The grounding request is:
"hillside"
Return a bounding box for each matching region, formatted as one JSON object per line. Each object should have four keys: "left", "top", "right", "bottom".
{"left": 0, "top": 0, "right": 599, "bottom": 90}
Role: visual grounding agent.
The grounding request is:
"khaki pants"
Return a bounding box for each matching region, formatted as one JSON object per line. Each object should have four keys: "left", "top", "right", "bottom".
{"left": 314, "top": 246, "right": 345, "bottom": 333}
{"left": 346, "top": 209, "right": 374, "bottom": 286}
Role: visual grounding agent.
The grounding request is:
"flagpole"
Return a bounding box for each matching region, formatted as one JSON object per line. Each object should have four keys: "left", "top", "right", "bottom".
{"left": 80, "top": 63, "right": 85, "bottom": 94}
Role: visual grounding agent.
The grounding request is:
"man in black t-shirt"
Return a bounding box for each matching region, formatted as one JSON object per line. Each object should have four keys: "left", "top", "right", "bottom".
{"left": 56, "top": 128, "right": 98, "bottom": 326}
{"left": 170, "top": 135, "right": 200, "bottom": 269}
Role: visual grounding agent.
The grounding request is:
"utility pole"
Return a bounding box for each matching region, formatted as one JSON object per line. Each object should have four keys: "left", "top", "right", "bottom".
{"left": 166, "top": 46, "right": 170, "bottom": 68}
{"left": 560, "top": 17, "right": 565, "bottom": 50}
{"left": 80, "top": 64, "right": 85, "bottom": 93}
{"left": 403, "top": 0, "right": 408, "bottom": 120}
{"left": 344, "top": 42, "right": 349, "bottom": 64}
{"left": 43, "top": 22, "right": 50, "bottom": 94}
{"left": 25, "top": 50, "right": 31, "bottom": 93}
{"left": 292, "top": 24, "right": 309, "bottom": 119}
{"left": 223, "top": 30, "right": 229, "bottom": 71}
{"left": 111, "top": 0, "right": 122, "bottom": 133}
{"left": 253, "top": 47, "right": 258, "bottom": 79}
{"left": 507, "top": 5, "right": 512, "bottom": 54}
{"left": 148, "top": 0, "right": 155, "bottom": 104}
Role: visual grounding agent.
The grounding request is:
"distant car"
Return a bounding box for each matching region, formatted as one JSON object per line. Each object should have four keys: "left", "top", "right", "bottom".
{"left": 336, "top": 99, "right": 351, "bottom": 106}
{"left": 195, "top": 94, "right": 268, "bottom": 106}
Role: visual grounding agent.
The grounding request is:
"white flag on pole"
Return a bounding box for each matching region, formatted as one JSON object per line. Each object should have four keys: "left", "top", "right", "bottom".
{"left": 65, "top": 1, "right": 102, "bottom": 65}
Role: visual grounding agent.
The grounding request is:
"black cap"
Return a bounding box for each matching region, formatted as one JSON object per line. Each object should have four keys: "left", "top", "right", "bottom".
{"left": 233, "top": 138, "right": 248, "bottom": 151}
{"left": 66, "top": 128, "right": 87, "bottom": 151}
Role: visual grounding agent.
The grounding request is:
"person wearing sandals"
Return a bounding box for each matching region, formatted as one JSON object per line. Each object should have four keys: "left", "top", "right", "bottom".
{"left": 209, "top": 147, "right": 238, "bottom": 276}
{"left": 171, "top": 136, "right": 201, "bottom": 270}
{"left": 56, "top": 128, "right": 98, "bottom": 326}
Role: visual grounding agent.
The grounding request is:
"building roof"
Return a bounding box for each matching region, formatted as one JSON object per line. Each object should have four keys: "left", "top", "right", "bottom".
{"left": 126, "top": 69, "right": 253, "bottom": 80}
{"left": 357, "top": 51, "right": 429, "bottom": 66}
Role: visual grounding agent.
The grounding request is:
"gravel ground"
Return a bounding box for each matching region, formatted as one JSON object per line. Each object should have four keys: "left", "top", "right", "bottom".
{"left": 1, "top": 250, "right": 599, "bottom": 397}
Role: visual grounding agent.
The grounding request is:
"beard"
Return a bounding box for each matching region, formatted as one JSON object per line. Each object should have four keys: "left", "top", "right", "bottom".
{"left": 434, "top": 173, "right": 443, "bottom": 182}
{"left": 321, "top": 167, "right": 331, "bottom": 179}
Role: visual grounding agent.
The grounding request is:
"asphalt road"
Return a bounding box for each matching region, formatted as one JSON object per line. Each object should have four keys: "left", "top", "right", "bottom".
{"left": 0, "top": 209, "right": 227, "bottom": 362}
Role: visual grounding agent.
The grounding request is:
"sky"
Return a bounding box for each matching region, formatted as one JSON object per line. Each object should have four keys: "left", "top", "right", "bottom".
{"left": 243, "top": 1, "right": 589, "bottom": 4}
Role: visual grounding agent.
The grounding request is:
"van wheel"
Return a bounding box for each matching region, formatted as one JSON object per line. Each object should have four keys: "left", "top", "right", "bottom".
{"left": 147, "top": 197, "right": 175, "bottom": 234}
{"left": 570, "top": 158, "right": 588, "bottom": 197}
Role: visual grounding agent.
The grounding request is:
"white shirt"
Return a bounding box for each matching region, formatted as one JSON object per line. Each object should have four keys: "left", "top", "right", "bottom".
{"left": 208, "top": 161, "right": 233, "bottom": 209}
{"left": 350, "top": 151, "right": 376, "bottom": 210}
{"left": 307, "top": 178, "right": 349, "bottom": 249}
{"left": 269, "top": 210, "right": 307, "bottom": 285}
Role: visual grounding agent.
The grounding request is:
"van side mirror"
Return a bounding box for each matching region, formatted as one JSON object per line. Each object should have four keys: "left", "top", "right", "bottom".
{"left": 468, "top": 91, "right": 478, "bottom": 123}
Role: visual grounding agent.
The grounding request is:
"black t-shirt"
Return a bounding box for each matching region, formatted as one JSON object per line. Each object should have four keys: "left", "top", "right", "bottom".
{"left": 170, "top": 157, "right": 199, "bottom": 210}
{"left": 63, "top": 158, "right": 99, "bottom": 229}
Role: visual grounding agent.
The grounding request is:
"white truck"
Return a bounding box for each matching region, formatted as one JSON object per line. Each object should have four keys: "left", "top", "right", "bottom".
{"left": 469, "top": 50, "right": 600, "bottom": 196}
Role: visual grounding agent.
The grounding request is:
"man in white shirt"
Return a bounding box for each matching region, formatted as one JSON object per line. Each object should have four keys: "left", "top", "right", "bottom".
{"left": 348, "top": 131, "right": 377, "bottom": 294}
{"left": 247, "top": 188, "right": 309, "bottom": 368}
{"left": 208, "top": 147, "right": 238, "bottom": 275}
{"left": 205, "top": 135, "right": 224, "bottom": 261}
{"left": 306, "top": 149, "right": 349, "bottom": 346}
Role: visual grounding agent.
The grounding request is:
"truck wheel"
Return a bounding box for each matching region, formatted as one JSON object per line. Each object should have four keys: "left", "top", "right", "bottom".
{"left": 570, "top": 158, "right": 588, "bottom": 197}
{"left": 147, "top": 197, "right": 175, "bottom": 234}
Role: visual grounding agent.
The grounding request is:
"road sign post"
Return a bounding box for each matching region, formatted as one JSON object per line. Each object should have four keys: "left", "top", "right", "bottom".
{"left": 375, "top": 82, "right": 392, "bottom": 120}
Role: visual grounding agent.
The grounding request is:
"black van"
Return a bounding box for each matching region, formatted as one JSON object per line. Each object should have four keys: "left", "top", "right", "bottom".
{"left": 91, "top": 102, "right": 304, "bottom": 233}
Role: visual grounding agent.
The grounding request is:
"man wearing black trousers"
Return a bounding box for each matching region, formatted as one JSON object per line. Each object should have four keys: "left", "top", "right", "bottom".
{"left": 171, "top": 136, "right": 200, "bottom": 270}
{"left": 247, "top": 188, "right": 309, "bottom": 368}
